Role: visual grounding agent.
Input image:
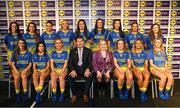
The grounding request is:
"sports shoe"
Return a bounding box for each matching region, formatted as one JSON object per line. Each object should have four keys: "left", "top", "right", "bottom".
{"left": 164, "top": 91, "right": 170, "bottom": 100}
{"left": 58, "top": 93, "right": 64, "bottom": 102}
{"left": 52, "top": 94, "right": 57, "bottom": 102}
{"left": 119, "top": 90, "right": 124, "bottom": 100}
{"left": 158, "top": 91, "right": 167, "bottom": 100}
{"left": 124, "top": 89, "right": 130, "bottom": 100}
{"left": 16, "top": 94, "right": 21, "bottom": 103}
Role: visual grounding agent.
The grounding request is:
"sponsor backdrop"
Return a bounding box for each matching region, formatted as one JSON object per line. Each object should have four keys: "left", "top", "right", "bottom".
{"left": 0, "top": 0, "right": 179, "bottom": 80}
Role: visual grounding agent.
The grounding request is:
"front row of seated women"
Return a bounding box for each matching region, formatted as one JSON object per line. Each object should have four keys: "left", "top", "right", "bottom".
{"left": 10, "top": 36, "right": 174, "bottom": 104}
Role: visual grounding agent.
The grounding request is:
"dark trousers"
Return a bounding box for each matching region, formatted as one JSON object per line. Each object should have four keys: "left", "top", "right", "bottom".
{"left": 68, "top": 66, "right": 93, "bottom": 96}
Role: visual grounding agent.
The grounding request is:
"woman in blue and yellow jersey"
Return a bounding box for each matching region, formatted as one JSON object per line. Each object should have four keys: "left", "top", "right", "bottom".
{"left": 50, "top": 38, "right": 68, "bottom": 102}
{"left": 41, "top": 21, "right": 58, "bottom": 55}
{"left": 11, "top": 39, "right": 32, "bottom": 103}
{"left": 91, "top": 18, "right": 108, "bottom": 51}
{"left": 131, "top": 38, "right": 150, "bottom": 102}
{"left": 107, "top": 19, "right": 125, "bottom": 51}
{"left": 125, "top": 22, "right": 146, "bottom": 50}
{"left": 56, "top": 20, "right": 73, "bottom": 53}
{"left": 149, "top": 38, "right": 174, "bottom": 100}
{"left": 73, "top": 19, "right": 91, "bottom": 48}
{"left": 146, "top": 23, "right": 165, "bottom": 50}
{"left": 113, "top": 39, "right": 133, "bottom": 100}
{"left": 23, "top": 22, "right": 41, "bottom": 54}
{"left": 4, "top": 22, "right": 22, "bottom": 66}
{"left": 32, "top": 42, "right": 50, "bottom": 103}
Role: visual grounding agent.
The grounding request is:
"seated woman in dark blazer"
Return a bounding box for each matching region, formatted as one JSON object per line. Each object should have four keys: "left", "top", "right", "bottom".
{"left": 93, "top": 39, "right": 114, "bottom": 95}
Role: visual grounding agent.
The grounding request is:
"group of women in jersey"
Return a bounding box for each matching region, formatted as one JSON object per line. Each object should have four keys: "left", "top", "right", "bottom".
{"left": 4, "top": 18, "right": 174, "bottom": 103}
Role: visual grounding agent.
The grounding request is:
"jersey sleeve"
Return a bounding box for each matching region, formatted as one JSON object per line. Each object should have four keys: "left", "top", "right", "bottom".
{"left": 104, "top": 29, "right": 109, "bottom": 39}
{"left": 11, "top": 52, "right": 16, "bottom": 62}
{"left": 90, "top": 30, "right": 95, "bottom": 40}
{"left": 130, "top": 52, "right": 134, "bottom": 60}
{"left": 51, "top": 52, "right": 54, "bottom": 60}
{"left": 124, "top": 34, "right": 128, "bottom": 43}
{"left": 107, "top": 32, "right": 111, "bottom": 41}
{"left": 64, "top": 51, "right": 68, "bottom": 60}
{"left": 3, "top": 34, "right": 8, "bottom": 45}
{"left": 113, "top": 51, "right": 117, "bottom": 59}
{"left": 69, "top": 31, "right": 74, "bottom": 42}
{"left": 148, "top": 50, "right": 154, "bottom": 60}
{"left": 145, "top": 51, "right": 148, "bottom": 60}
{"left": 28, "top": 52, "right": 32, "bottom": 63}
{"left": 46, "top": 54, "right": 50, "bottom": 61}
{"left": 32, "top": 54, "right": 37, "bottom": 63}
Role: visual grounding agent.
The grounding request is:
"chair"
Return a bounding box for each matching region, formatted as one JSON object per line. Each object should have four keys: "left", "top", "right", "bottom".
{"left": 110, "top": 77, "right": 135, "bottom": 99}
{"left": 48, "top": 78, "right": 94, "bottom": 99}
{"left": 69, "top": 79, "right": 94, "bottom": 99}
{"left": 133, "top": 77, "right": 155, "bottom": 99}
{"left": 110, "top": 76, "right": 155, "bottom": 99}
{"left": 153, "top": 77, "right": 174, "bottom": 98}
{"left": 8, "top": 74, "right": 32, "bottom": 98}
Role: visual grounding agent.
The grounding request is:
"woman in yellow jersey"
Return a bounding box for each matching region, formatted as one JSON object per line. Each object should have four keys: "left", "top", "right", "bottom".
{"left": 131, "top": 38, "right": 150, "bottom": 102}
{"left": 11, "top": 39, "right": 32, "bottom": 103}
{"left": 32, "top": 42, "right": 50, "bottom": 103}
{"left": 23, "top": 22, "right": 40, "bottom": 54}
{"left": 4, "top": 22, "right": 22, "bottom": 67}
{"left": 56, "top": 20, "right": 74, "bottom": 53}
{"left": 149, "top": 38, "right": 174, "bottom": 100}
{"left": 113, "top": 39, "right": 133, "bottom": 100}
{"left": 50, "top": 38, "right": 68, "bottom": 102}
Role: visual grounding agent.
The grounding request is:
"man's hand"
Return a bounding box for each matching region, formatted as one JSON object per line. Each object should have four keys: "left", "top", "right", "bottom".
{"left": 69, "top": 70, "right": 77, "bottom": 78}
{"left": 84, "top": 69, "right": 91, "bottom": 78}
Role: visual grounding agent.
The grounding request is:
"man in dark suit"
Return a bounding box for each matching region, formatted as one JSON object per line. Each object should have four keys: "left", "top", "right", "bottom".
{"left": 68, "top": 36, "right": 93, "bottom": 103}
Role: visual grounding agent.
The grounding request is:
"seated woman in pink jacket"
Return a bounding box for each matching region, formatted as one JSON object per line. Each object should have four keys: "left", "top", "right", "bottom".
{"left": 93, "top": 39, "right": 114, "bottom": 95}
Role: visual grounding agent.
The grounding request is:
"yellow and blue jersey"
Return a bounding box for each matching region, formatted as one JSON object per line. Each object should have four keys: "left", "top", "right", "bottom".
{"left": 107, "top": 30, "right": 125, "bottom": 50}
{"left": 4, "top": 33, "right": 20, "bottom": 51}
{"left": 125, "top": 32, "right": 146, "bottom": 50}
{"left": 73, "top": 31, "right": 91, "bottom": 42}
{"left": 23, "top": 33, "right": 39, "bottom": 54}
{"left": 131, "top": 50, "right": 148, "bottom": 67}
{"left": 149, "top": 50, "right": 167, "bottom": 67}
{"left": 51, "top": 50, "right": 68, "bottom": 69}
{"left": 56, "top": 30, "right": 73, "bottom": 51}
{"left": 11, "top": 51, "right": 32, "bottom": 70}
{"left": 146, "top": 35, "right": 165, "bottom": 50}
{"left": 41, "top": 32, "right": 57, "bottom": 54}
{"left": 90, "top": 29, "right": 108, "bottom": 51}
{"left": 113, "top": 50, "right": 130, "bottom": 67}
{"left": 32, "top": 53, "right": 50, "bottom": 70}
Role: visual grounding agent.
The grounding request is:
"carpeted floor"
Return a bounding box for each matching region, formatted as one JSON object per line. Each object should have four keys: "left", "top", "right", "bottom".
{"left": 0, "top": 79, "right": 180, "bottom": 107}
